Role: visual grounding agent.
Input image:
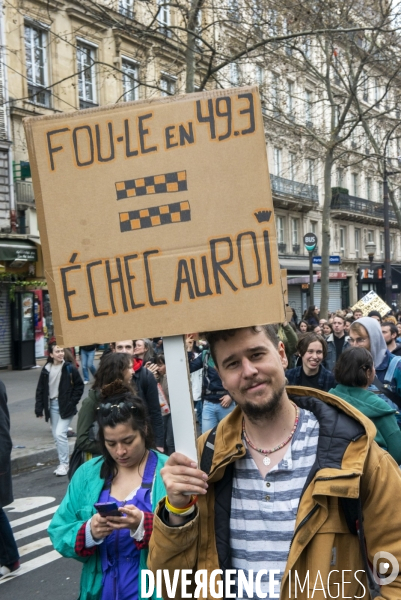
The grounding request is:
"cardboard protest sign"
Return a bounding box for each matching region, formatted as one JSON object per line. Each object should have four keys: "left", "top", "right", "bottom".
{"left": 351, "top": 290, "right": 391, "bottom": 317}
{"left": 24, "top": 87, "right": 284, "bottom": 346}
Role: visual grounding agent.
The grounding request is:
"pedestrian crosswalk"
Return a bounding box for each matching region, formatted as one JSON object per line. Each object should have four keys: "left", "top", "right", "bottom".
{"left": 1, "top": 500, "right": 61, "bottom": 584}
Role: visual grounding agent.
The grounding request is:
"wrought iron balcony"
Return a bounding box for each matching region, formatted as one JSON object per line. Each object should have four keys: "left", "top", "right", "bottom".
{"left": 270, "top": 174, "right": 318, "bottom": 212}
{"left": 271, "top": 174, "right": 318, "bottom": 202}
{"left": 278, "top": 242, "right": 286, "bottom": 253}
{"left": 331, "top": 192, "right": 397, "bottom": 225}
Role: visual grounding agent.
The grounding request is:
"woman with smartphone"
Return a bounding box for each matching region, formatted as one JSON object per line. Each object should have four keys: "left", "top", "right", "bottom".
{"left": 48, "top": 381, "right": 167, "bottom": 600}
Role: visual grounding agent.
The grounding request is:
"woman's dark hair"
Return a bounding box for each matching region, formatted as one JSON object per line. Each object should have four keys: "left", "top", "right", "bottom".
{"left": 92, "top": 352, "right": 134, "bottom": 392}
{"left": 298, "top": 319, "right": 309, "bottom": 331}
{"left": 97, "top": 379, "right": 154, "bottom": 481}
{"left": 323, "top": 322, "right": 333, "bottom": 335}
{"left": 47, "top": 340, "right": 60, "bottom": 364}
{"left": 303, "top": 305, "right": 317, "bottom": 321}
{"left": 334, "top": 347, "right": 374, "bottom": 387}
{"left": 155, "top": 353, "right": 165, "bottom": 366}
{"left": 296, "top": 333, "right": 327, "bottom": 358}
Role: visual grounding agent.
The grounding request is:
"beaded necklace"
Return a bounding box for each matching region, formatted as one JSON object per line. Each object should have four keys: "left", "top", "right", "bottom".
{"left": 242, "top": 402, "right": 300, "bottom": 466}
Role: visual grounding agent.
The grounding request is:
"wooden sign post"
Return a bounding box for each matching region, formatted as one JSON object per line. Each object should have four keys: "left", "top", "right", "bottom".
{"left": 163, "top": 336, "right": 198, "bottom": 462}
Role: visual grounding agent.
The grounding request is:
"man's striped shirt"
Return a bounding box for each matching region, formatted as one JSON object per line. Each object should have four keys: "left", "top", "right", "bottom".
{"left": 230, "top": 408, "right": 320, "bottom": 598}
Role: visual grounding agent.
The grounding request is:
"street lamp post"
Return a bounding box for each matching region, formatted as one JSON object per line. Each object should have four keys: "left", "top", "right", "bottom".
{"left": 383, "top": 161, "right": 392, "bottom": 307}
{"left": 380, "top": 121, "right": 401, "bottom": 308}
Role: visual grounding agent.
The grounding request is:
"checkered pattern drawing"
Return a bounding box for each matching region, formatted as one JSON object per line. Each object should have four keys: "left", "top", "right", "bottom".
{"left": 115, "top": 170, "right": 187, "bottom": 200}
{"left": 119, "top": 201, "right": 191, "bottom": 232}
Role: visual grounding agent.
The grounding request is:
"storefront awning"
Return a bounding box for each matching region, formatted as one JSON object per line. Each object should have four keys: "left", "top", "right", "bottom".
{"left": 0, "top": 240, "right": 38, "bottom": 262}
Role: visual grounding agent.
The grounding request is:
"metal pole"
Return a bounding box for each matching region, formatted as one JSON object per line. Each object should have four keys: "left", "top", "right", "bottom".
{"left": 383, "top": 162, "right": 392, "bottom": 307}
{"left": 309, "top": 251, "right": 314, "bottom": 306}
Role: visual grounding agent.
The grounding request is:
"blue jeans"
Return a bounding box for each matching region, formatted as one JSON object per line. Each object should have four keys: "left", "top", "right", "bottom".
{"left": 50, "top": 399, "right": 73, "bottom": 465}
{"left": 0, "top": 508, "right": 19, "bottom": 566}
{"left": 201, "top": 400, "right": 235, "bottom": 434}
{"left": 81, "top": 349, "right": 96, "bottom": 382}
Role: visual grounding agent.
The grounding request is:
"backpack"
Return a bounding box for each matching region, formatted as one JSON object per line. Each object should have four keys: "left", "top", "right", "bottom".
{"left": 371, "top": 355, "right": 401, "bottom": 428}
{"left": 200, "top": 427, "right": 382, "bottom": 599}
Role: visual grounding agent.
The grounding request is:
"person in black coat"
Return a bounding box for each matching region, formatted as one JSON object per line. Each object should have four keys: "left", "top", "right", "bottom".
{"left": 35, "top": 342, "right": 84, "bottom": 476}
{"left": 0, "top": 380, "right": 20, "bottom": 577}
{"left": 114, "top": 340, "right": 164, "bottom": 451}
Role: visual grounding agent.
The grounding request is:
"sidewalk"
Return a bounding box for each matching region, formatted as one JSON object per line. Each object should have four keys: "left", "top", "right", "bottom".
{"left": 1, "top": 356, "right": 99, "bottom": 474}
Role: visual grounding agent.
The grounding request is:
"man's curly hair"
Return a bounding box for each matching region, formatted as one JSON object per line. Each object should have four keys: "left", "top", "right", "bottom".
{"left": 204, "top": 325, "right": 279, "bottom": 366}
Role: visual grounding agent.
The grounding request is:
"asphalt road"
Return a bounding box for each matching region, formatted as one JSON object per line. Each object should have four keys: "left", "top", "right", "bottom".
{"left": 1, "top": 465, "right": 81, "bottom": 599}
{"left": 1, "top": 358, "right": 99, "bottom": 459}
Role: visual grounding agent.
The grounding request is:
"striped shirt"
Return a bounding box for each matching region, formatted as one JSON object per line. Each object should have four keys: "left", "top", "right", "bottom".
{"left": 230, "top": 408, "right": 319, "bottom": 598}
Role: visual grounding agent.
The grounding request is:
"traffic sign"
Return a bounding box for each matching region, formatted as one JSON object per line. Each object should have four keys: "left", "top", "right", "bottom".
{"left": 312, "top": 255, "right": 341, "bottom": 265}
{"left": 304, "top": 232, "right": 317, "bottom": 252}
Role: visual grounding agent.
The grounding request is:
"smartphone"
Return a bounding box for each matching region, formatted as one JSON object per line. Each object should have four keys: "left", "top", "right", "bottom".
{"left": 94, "top": 501, "right": 121, "bottom": 517}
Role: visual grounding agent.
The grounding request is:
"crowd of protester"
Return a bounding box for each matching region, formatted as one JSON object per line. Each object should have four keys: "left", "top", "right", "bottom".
{"left": 3, "top": 302, "right": 401, "bottom": 595}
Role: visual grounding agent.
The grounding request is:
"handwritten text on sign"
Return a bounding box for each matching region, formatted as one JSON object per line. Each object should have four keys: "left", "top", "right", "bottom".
{"left": 46, "top": 94, "right": 255, "bottom": 171}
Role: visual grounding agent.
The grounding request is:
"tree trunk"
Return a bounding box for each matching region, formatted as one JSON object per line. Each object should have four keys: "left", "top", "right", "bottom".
{"left": 320, "top": 149, "right": 334, "bottom": 319}
{"left": 185, "top": 1, "right": 198, "bottom": 93}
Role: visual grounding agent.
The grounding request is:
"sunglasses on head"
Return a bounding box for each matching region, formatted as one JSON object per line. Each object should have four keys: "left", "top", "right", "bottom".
{"left": 97, "top": 401, "right": 136, "bottom": 416}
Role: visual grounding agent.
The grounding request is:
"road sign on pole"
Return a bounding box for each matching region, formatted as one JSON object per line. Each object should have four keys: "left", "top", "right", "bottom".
{"left": 304, "top": 233, "right": 317, "bottom": 253}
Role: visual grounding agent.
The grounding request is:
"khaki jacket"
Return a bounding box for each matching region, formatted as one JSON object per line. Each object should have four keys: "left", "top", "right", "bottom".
{"left": 149, "top": 386, "right": 401, "bottom": 599}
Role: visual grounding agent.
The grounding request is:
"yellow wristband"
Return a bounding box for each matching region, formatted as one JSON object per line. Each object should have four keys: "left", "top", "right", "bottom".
{"left": 165, "top": 495, "right": 197, "bottom": 515}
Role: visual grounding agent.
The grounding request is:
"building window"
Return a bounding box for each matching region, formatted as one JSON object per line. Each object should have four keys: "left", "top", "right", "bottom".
{"left": 351, "top": 173, "right": 359, "bottom": 196}
{"left": 272, "top": 74, "right": 279, "bottom": 117}
{"left": 368, "top": 230, "right": 374, "bottom": 243}
{"left": 268, "top": 8, "right": 277, "bottom": 35}
{"left": 122, "top": 59, "right": 139, "bottom": 101}
{"left": 276, "top": 216, "right": 285, "bottom": 243}
{"left": 374, "top": 77, "right": 380, "bottom": 103}
{"left": 336, "top": 167, "right": 344, "bottom": 187}
{"left": 119, "top": 0, "right": 134, "bottom": 18}
{"left": 291, "top": 218, "right": 299, "bottom": 245}
{"left": 305, "top": 89, "right": 312, "bottom": 126}
{"left": 287, "top": 80, "right": 294, "bottom": 116}
{"left": 255, "top": 65, "right": 264, "bottom": 87}
{"left": 273, "top": 147, "right": 282, "bottom": 177}
{"left": 289, "top": 152, "right": 296, "bottom": 180}
{"left": 380, "top": 232, "right": 384, "bottom": 257}
{"left": 227, "top": 0, "right": 239, "bottom": 19}
{"left": 24, "top": 23, "right": 50, "bottom": 107}
{"left": 391, "top": 234, "right": 395, "bottom": 257}
{"left": 157, "top": 0, "right": 171, "bottom": 36}
{"left": 355, "top": 228, "right": 360, "bottom": 257}
{"left": 339, "top": 226, "right": 346, "bottom": 254}
{"left": 230, "top": 63, "right": 239, "bottom": 86}
{"left": 397, "top": 137, "right": 401, "bottom": 160}
{"left": 377, "top": 181, "right": 383, "bottom": 202}
{"left": 310, "top": 220, "right": 318, "bottom": 234}
{"left": 77, "top": 42, "right": 97, "bottom": 108}
{"left": 283, "top": 18, "right": 292, "bottom": 55}
{"left": 306, "top": 158, "right": 315, "bottom": 185}
{"left": 304, "top": 37, "right": 311, "bottom": 59}
{"left": 366, "top": 177, "right": 372, "bottom": 200}
{"left": 160, "top": 75, "right": 176, "bottom": 96}
{"left": 362, "top": 71, "right": 369, "bottom": 101}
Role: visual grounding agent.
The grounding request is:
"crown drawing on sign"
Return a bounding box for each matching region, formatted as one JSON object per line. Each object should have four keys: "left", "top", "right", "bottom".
{"left": 254, "top": 210, "right": 272, "bottom": 223}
